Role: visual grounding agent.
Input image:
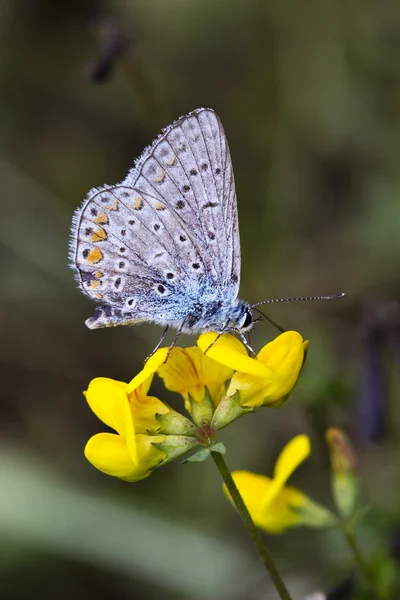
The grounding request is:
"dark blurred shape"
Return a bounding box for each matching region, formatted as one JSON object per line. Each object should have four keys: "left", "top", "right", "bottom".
{"left": 391, "top": 527, "right": 400, "bottom": 562}
{"left": 357, "top": 301, "right": 400, "bottom": 442}
{"left": 3, "top": 551, "right": 146, "bottom": 600}
{"left": 89, "top": 17, "right": 127, "bottom": 82}
{"left": 359, "top": 323, "right": 387, "bottom": 442}
{"left": 305, "top": 576, "right": 353, "bottom": 600}
{"left": 87, "top": 14, "right": 165, "bottom": 122}
{"left": 326, "top": 576, "right": 353, "bottom": 600}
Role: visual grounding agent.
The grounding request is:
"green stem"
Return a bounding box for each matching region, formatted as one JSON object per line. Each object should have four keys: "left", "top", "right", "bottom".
{"left": 342, "top": 527, "right": 382, "bottom": 600}
{"left": 211, "top": 451, "right": 293, "bottom": 600}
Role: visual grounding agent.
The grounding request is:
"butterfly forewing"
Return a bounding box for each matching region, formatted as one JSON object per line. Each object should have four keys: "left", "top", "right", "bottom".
{"left": 70, "top": 108, "right": 240, "bottom": 326}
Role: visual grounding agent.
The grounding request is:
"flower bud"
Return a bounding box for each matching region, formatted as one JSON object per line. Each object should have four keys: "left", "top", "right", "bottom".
{"left": 326, "top": 428, "right": 358, "bottom": 518}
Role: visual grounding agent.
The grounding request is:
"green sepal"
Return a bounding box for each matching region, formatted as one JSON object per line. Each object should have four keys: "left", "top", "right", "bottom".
{"left": 294, "top": 498, "right": 338, "bottom": 529}
{"left": 189, "top": 387, "right": 214, "bottom": 427}
{"left": 153, "top": 435, "right": 198, "bottom": 464}
{"left": 155, "top": 411, "right": 197, "bottom": 436}
{"left": 210, "top": 442, "right": 226, "bottom": 455}
{"left": 211, "top": 391, "right": 251, "bottom": 430}
{"left": 186, "top": 448, "right": 211, "bottom": 462}
{"left": 185, "top": 442, "right": 225, "bottom": 462}
{"left": 332, "top": 473, "right": 358, "bottom": 518}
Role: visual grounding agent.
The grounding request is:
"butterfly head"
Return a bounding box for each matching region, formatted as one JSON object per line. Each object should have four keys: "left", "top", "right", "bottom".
{"left": 232, "top": 299, "right": 254, "bottom": 332}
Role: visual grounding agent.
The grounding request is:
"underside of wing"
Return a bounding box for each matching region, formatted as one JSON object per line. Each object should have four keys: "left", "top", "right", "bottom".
{"left": 70, "top": 183, "right": 207, "bottom": 307}
{"left": 69, "top": 108, "right": 241, "bottom": 325}
{"left": 126, "top": 108, "right": 241, "bottom": 295}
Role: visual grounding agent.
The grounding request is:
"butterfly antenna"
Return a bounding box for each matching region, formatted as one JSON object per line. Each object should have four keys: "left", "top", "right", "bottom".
{"left": 253, "top": 307, "right": 286, "bottom": 333}
{"left": 251, "top": 292, "right": 346, "bottom": 309}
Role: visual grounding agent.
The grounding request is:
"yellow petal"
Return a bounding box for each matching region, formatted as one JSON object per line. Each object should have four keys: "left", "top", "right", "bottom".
{"left": 121, "top": 391, "right": 138, "bottom": 465}
{"left": 157, "top": 347, "right": 204, "bottom": 402}
{"left": 84, "top": 378, "right": 128, "bottom": 434}
{"left": 135, "top": 433, "right": 167, "bottom": 472}
{"left": 85, "top": 432, "right": 166, "bottom": 482}
{"left": 226, "top": 374, "right": 272, "bottom": 408}
{"left": 84, "top": 377, "right": 138, "bottom": 464}
{"left": 273, "top": 434, "right": 311, "bottom": 482}
{"left": 197, "top": 333, "right": 275, "bottom": 377}
{"left": 84, "top": 433, "right": 142, "bottom": 481}
{"left": 256, "top": 331, "right": 305, "bottom": 394}
{"left": 226, "top": 331, "right": 306, "bottom": 408}
{"left": 158, "top": 346, "right": 233, "bottom": 406}
{"left": 226, "top": 471, "right": 307, "bottom": 534}
{"left": 126, "top": 348, "right": 169, "bottom": 395}
{"left": 262, "top": 435, "right": 311, "bottom": 509}
{"left": 128, "top": 392, "right": 170, "bottom": 434}
{"left": 263, "top": 486, "right": 308, "bottom": 533}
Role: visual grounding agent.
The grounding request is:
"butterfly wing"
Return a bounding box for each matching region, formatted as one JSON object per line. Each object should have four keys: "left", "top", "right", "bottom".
{"left": 127, "top": 108, "right": 241, "bottom": 294}
{"left": 70, "top": 108, "right": 240, "bottom": 328}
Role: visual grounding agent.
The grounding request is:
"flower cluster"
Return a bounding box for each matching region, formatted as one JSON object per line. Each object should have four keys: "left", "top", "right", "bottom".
{"left": 84, "top": 331, "right": 307, "bottom": 482}
{"left": 82, "top": 326, "right": 381, "bottom": 598}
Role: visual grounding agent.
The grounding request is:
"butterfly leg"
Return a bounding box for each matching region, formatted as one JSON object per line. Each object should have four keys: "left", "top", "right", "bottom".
{"left": 203, "top": 323, "right": 231, "bottom": 356}
{"left": 163, "top": 320, "right": 186, "bottom": 364}
{"left": 144, "top": 325, "right": 169, "bottom": 364}
{"left": 237, "top": 329, "right": 256, "bottom": 356}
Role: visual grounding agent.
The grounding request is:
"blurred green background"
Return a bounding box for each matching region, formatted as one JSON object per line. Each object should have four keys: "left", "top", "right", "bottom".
{"left": 1, "top": 1, "right": 400, "bottom": 598}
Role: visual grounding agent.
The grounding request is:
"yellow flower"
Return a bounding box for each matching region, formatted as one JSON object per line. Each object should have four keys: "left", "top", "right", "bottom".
{"left": 157, "top": 346, "right": 234, "bottom": 411}
{"left": 84, "top": 349, "right": 170, "bottom": 482}
{"left": 197, "top": 331, "right": 307, "bottom": 408}
{"left": 83, "top": 331, "right": 308, "bottom": 479}
{"left": 225, "top": 435, "right": 336, "bottom": 533}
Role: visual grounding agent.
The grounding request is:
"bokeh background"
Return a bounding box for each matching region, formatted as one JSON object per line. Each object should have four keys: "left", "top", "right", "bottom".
{"left": 1, "top": 1, "right": 400, "bottom": 598}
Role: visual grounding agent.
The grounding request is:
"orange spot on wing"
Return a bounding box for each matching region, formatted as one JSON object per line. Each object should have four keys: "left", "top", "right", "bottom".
{"left": 153, "top": 171, "right": 165, "bottom": 183}
{"left": 95, "top": 271, "right": 104, "bottom": 278}
{"left": 87, "top": 248, "right": 103, "bottom": 264}
{"left": 94, "top": 212, "right": 108, "bottom": 224}
{"left": 105, "top": 199, "right": 119, "bottom": 211}
{"left": 164, "top": 155, "right": 176, "bottom": 167}
{"left": 153, "top": 201, "right": 166, "bottom": 210}
{"left": 132, "top": 196, "right": 143, "bottom": 210}
{"left": 89, "top": 280, "right": 101, "bottom": 290}
{"left": 89, "top": 227, "right": 107, "bottom": 242}
{"left": 94, "top": 292, "right": 103, "bottom": 299}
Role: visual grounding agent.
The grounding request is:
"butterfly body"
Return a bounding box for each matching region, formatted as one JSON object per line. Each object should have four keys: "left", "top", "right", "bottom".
{"left": 70, "top": 108, "right": 253, "bottom": 338}
{"left": 85, "top": 290, "right": 252, "bottom": 334}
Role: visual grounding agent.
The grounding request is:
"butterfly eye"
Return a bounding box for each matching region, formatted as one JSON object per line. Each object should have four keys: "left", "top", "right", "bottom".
{"left": 240, "top": 310, "right": 253, "bottom": 331}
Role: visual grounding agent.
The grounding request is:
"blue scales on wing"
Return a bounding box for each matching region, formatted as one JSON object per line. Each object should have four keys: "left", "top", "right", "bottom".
{"left": 69, "top": 108, "right": 241, "bottom": 330}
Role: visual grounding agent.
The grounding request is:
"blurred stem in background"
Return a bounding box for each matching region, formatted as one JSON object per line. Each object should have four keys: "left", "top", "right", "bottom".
{"left": 340, "top": 525, "right": 383, "bottom": 600}
{"left": 327, "top": 428, "right": 386, "bottom": 599}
